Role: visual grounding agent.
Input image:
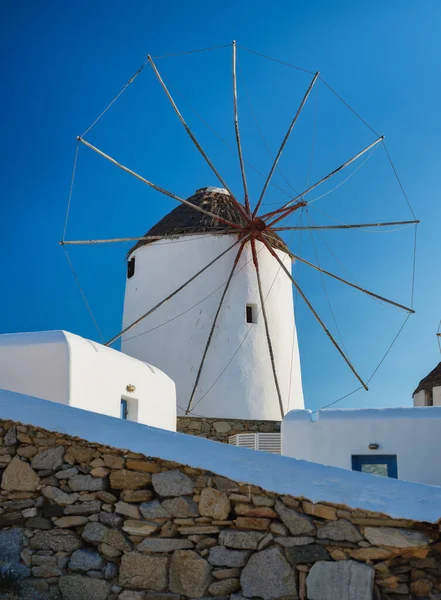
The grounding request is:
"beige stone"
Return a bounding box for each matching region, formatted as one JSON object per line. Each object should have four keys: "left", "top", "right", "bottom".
{"left": 1, "top": 456, "right": 40, "bottom": 491}
{"left": 90, "top": 467, "right": 110, "bottom": 477}
{"left": 302, "top": 502, "right": 337, "bottom": 521}
{"left": 119, "top": 552, "right": 168, "bottom": 591}
{"left": 170, "top": 550, "right": 212, "bottom": 597}
{"left": 110, "top": 469, "right": 151, "bottom": 490}
{"left": 126, "top": 460, "right": 161, "bottom": 473}
{"left": 17, "top": 446, "right": 38, "bottom": 458}
{"left": 198, "top": 487, "right": 230, "bottom": 520}
{"left": 53, "top": 516, "right": 89, "bottom": 528}
{"left": 350, "top": 547, "right": 393, "bottom": 561}
{"left": 235, "top": 517, "right": 271, "bottom": 530}
{"left": 234, "top": 503, "right": 277, "bottom": 518}
{"left": 103, "top": 454, "right": 125, "bottom": 469}
{"left": 65, "top": 446, "right": 96, "bottom": 465}
{"left": 410, "top": 579, "right": 433, "bottom": 596}
{"left": 122, "top": 519, "right": 159, "bottom": 536}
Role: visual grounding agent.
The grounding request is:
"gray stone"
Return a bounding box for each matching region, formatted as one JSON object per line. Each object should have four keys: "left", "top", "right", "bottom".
{"left": 64, "top": 500, "right": 101, "bottom": 515}
{"left": 115, "top": 500, "right": 141, "bottom": 519}
{"left": 31, "top": 446, "right": 65, "bottom": 471}
{"left": 218, "top": 529, "right": 265, "bottom": 550}
{"left": 286, "top": 544, "right": 330, "bottom": 564}
{"left": 32, "top": 564, "right": 61, "bottom": 577}
{"left": 55, "top": 467, "right": 78, "bottom": 480}
{"left": 99, "top": 512, "right": 123, "bottom": 527}
{"left": 364, "top": 526, "right": 429, "bottom": 548}
{"left": 208, "top": 546, "right": 250, "bottom": 567}
{"left": 25, "top": 517, "right": 52, "bottom": 530}
{"left": 213, "top": 476, "right": 239, "bottom": 493}
{"left": 317, "top": 519, "right": 363, "bottom": 543}
{"left": 42, "top": 486, "right": 79, "bottom": 506}
{"left": 4, "top": 426, "right": 17, "bottom": 446}
{"left": 139, "top": 500, "right": 171, "bottom": 520}
{"left": 240, "top": 546, "right": 297, "bottom": 600}
{"left": 29, "top": 529, "right": 82, "bottom": 552}
{"left": 0, "top": 528, "right": 24, "bottom": 562}
{"left": 275, "top": 536, "right": 314, "bottom": 547}
{"left": 306, "top": 560, "right": 374, "bottom": 600}
{"left": 274, "top": 499, "right": 315, "bottom": 535}
{"left": 82, "top": 522, "right": 132, "bottom": 552}
{"left": 119, "top": 592, "right": 145, "bottom": 600}
{"left": 152, "top": 470, "right": 194, "bottom": 496}
{"left": 69, "top": 549, "right": 104, "bottom": 572}
{"left": 68, "top": 474, "right": 107, "bottom": 492}
{"left": 104, "top": 561, "right": 118, "bottom": 580}
{"left": 169, "top": 550, "right": 212, "bottom": 598}
{"left": 162, "top": 496, "right": 199, "bottom": 517}
{"left": 119, "top": 552, "right": 168, "bottom": 590}
{"left": 213, "top": 421, "right": 231, "bottom": 434}
{"left": 1, "top": 456, "right": 40, "bottom": 492}
{"left": 59, "top": 574, "right": 109, "bottom": 600}
{"left": 199, "top": 488, "right": 230, "bottom": 520}
{"left": 208, "top": 578, "right": 240, "bottom": 596}
{"left": 138, "top": 538, "right": 194, "bottom": 553}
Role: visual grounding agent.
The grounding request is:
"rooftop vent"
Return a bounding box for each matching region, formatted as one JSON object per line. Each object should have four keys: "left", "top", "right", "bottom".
{"left": 229, "top": 433, "right": 281, "bottom": 454}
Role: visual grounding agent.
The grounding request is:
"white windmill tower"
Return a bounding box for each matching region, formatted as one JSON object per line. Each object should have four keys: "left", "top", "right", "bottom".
{"left": 121, "top": 186, "right": 304, "bottom": 423}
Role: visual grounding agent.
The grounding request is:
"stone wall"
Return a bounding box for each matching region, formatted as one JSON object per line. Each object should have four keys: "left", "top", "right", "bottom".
{"left": 0, "top": 419, "right": 440, "bottom": 600}
{"left": 176, "top": 418, "right": 280, "bottom": 443}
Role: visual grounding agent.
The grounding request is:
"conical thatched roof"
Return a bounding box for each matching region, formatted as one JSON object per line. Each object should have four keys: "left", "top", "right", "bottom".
{"left": 413, "top": 362, "right": 441, "bottom": 396}
{"left": 129, "top": 187, "right": 289, "bottom": 256}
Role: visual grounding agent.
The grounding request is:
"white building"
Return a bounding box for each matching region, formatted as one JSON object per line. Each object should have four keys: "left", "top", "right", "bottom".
{"left": 0, "top": 330, "right": 176, "bottom": 431}
{"left": 282, "top": 407, "right": 441, "bottom": 486}
{"left": 412, "top": 361, "right": 441, "bottom": 406}
{"left": 122, "top": 187, "right": 304, "bottom": 421}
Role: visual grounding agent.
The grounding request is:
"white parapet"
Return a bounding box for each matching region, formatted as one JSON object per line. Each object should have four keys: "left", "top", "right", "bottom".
{"left": 0, "top": 330, "right": 176, "bottom": 431}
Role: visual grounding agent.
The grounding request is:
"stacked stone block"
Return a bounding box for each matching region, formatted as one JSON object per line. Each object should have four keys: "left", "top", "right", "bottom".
{"left": 176, "top": 418, "right": 280, "bottom": 443}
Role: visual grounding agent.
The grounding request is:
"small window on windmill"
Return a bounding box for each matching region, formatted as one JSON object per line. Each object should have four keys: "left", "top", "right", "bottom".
{"left": 127, "top": 257, "right": 135, "bottom": 279}
{"left": 246, "top": 304, "right": 257, "bottom": 324}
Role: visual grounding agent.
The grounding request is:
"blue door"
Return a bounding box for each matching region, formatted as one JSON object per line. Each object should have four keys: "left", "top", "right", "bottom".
{"left": 352, "top": 455, "right": 398, "bottom": 479}
{"left": 120, "top": 399, "right": 128, "bottom": 420}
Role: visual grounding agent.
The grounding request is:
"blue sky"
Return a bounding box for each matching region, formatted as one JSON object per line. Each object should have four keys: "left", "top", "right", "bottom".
{"left": 1, "top": 0, "right": 440, "bottom": 412}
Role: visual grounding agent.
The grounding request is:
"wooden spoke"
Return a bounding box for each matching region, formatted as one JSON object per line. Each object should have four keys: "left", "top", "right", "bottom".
{"left": 259, "top": 233, "right": 368, "bottom": 390}
{"left": 261, "top": 136, "right": 384, "bottom": 226}
{"left": 185, "top": 240, "right": 247, "bottom": 415}
{"left": 272, "top": 219, "right": 420, "bottom": 231}
{"left": 287, "top": 250, "right": 414, "bottom": 313}
{"left": 253, "top": 71, "right": 319, "bottom": 218}
{"left": 60, "top": 230, "right": 232, "bottom": 246}
{"left": 251, "top": 238, "right": 285, "bottom": 418}
{"left": 232, "top": 41, "right": 250, "bottom": 215}
{"left": 106, "top": 236, "right": 246, "bottom": 347}
{"left": 148, "top": 55, "right": 250, "bottom": 223}
{"left": 78, "top": 137, "right": 243, "bottom": 230}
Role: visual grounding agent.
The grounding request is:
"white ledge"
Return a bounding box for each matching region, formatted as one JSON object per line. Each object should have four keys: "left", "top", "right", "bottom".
{"left": 1, "top": 389, "right": 441, "bottom": 523}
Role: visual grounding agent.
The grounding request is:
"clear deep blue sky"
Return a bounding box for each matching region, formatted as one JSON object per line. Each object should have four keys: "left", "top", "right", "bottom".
{"left": 1, "top": 0, "right": 440, "bottom": 412}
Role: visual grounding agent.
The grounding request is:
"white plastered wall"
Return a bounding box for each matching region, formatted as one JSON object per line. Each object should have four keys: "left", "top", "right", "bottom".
{"left": 0, "top": 331, "right": 176, "bottom": 431}
{"left": 282, "top": 407, "right": 441, "bottom": 486}
{"left": 122, "top": 234, "right": 304, "bottom": 420}
{"left": 413, "top": 387, "right": 441, "bottom": 406}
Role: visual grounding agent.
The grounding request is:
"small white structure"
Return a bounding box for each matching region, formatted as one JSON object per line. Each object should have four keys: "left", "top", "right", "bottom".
{"left": 413, "top": 361, "right": 441, "bottom": 406}
{"left": 122, "top": 187, "right": 304, "bottom": 420}
{"left": 0, "top": 331, "right": 176, "bottom": 431}
{"left": 282, "top": 407, "right": 441, "bottom": 486}
{"left": 229, "top": 432, "right": 281, "bottom": 454}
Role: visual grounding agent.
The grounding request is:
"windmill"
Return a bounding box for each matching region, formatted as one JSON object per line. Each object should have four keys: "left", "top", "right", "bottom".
{"left": 60, "top": 42, "right": 418, "bottom": 422}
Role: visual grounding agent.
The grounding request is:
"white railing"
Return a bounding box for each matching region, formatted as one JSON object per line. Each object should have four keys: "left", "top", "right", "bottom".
{"left": 229, "top": 433, "right": 281, "bottom": 454}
